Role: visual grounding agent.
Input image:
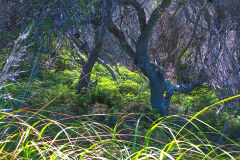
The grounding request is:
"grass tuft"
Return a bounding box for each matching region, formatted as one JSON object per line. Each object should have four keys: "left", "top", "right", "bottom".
{"left": 0, "top": 95, "right": 240, "bottom": 159}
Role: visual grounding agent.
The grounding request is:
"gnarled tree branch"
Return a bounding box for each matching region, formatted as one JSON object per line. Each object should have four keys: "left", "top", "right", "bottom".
{"left": 118, "top": 0, "right": 146, "bottom": 32}
{"left": 140, "top": 0, "right": 172, "bottom": 42}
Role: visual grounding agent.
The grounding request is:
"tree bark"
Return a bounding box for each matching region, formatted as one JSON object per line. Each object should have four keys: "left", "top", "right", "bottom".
{"left": 135, "top": 40, "right": 168, "bottom": 115}
{"left": 105, "top": 0, "right": 172, "bottom": 116}
{"left": 105, "top": 0, "right": 203, "bottom": 116}
{"left": 77, "top": 26, "right": 105, "bottom": 93}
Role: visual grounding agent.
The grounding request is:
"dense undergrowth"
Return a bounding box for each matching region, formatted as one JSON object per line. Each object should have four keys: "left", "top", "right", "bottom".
{"left": 1, "top": 58, "right": 240, "bottom": 159}
{"left": 3, "top": 60, "right": 240, "bottom": 135}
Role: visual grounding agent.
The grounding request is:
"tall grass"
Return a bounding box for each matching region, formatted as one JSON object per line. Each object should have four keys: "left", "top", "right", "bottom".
{"left": 0, "top": 96, "right": 240, "bottom": 159}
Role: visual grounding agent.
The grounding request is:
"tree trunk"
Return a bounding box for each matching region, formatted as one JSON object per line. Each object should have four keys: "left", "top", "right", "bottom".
{"left": 77, "top": 26, "right": 105, "bottom": 93}
{"left": 77, "top": 57, "right": 97, "bottom": 93}
{"left": 104, "top": 0, "right": 201, "bottom": 116}
{"left": 175, "top": 60, "right": 182, "bottom": 83}
{"left": 135, "top": 41, "right": 169, "bottom": 116}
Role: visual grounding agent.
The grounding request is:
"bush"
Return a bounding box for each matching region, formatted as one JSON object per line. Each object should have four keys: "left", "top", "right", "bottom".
{"left": 118, "top": 79, "right": 140, "bottom": 94}
{"left": 34, "top": 64, "right": 151, "bottom": 115}
{"left": 170, "top": 85, "right": 219, "bottom": 113}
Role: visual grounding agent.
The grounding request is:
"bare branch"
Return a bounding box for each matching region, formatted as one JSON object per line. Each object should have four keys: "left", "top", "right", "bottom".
{"left": 176, "top": 2, "right": 209, "bottom": 62}
{"left": 0, "top": 26, "right": 32, "bottom": 84}
{"left": 118, "top": 0, "right": 146, "bottom": 32}
{"left": 105, "top": 0, "right": 135, "bottom": 58}
{"left": 140, "top": 0, "right": 172, "bottom": 42}
{"left": 97, "top": 58, "right": 117, "bottom": 81}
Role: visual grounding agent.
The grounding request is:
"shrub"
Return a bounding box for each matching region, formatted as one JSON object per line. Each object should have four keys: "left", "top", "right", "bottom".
{"left": 170, "top": 85, "right": 219, "bottom": 113}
